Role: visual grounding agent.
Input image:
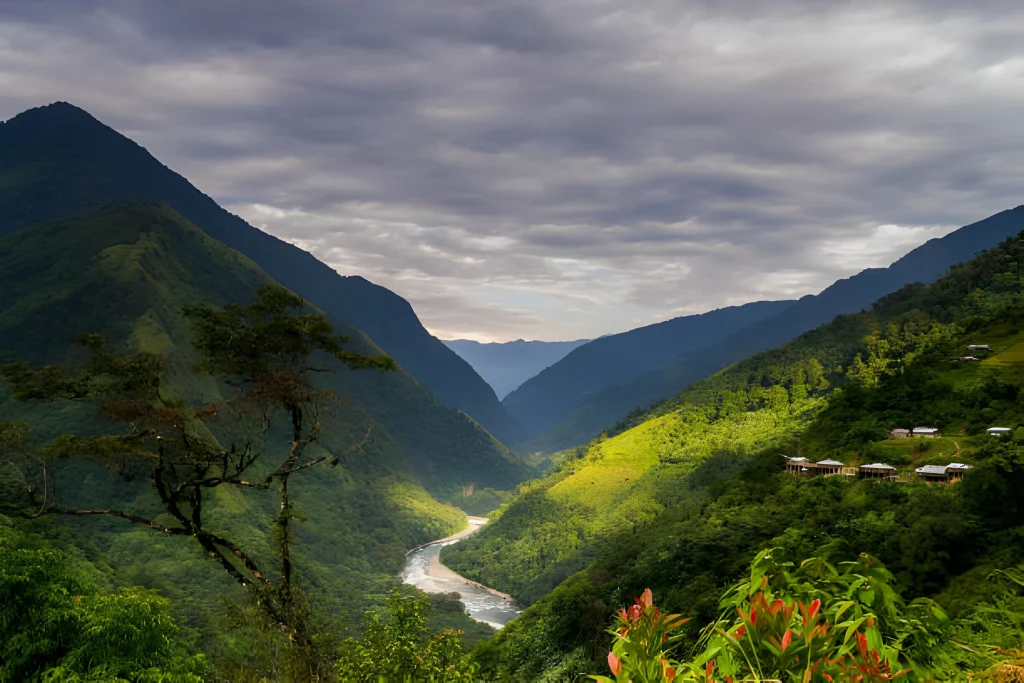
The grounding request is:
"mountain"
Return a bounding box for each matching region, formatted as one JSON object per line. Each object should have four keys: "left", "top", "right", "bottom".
{"left": 442, "top": 338, "right": 590, "bottom": 399}
{"left": 501, "top": 300, "right": 796, "bottom": 442}
{"left": 0, "top": 200, "right": 527, "bottom": 492}
{"left": 0, "top": 102, "right": 520, "bottom": 443}
{"left": 444, "top": 231, "right": 1024, "bottom": 679}
{"left": 0, "top": 200, "right": 524, "bottom": 654}
{"left": 525, "top": 205, "right": 1024, "bottom": 453}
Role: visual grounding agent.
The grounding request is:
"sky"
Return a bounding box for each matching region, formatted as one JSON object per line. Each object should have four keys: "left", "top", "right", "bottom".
{"left": 2, "top": 1, "right": 1023, "bottom": 342}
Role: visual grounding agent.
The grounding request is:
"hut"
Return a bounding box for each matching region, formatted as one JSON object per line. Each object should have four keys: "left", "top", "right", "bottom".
{"left": 916, "top": 463, "right": 973, "bottom": 483}
{"left": 815, "top": 459, "right": 844, "bottom": 476}
{"left": 967, "top": 344, "right": 992, "bottom": 352}
{"left": 951, "top": 356, "right": 980, "bottom": 362}
{"left": 915, "top": 464, "right": 950, "bottom": 483}
{"left": 785, "top": 457, "right": 809, "bottom": 474}
{"left": 859, "top": 463, "right": 897, "bottom": 480}
{"left": 945, "top": 463, "right": 972, "bottom": 482}
{"left": 987, "top": 427, "right": 1012, "bottom": 437}
{"left": 913, "top": 427, "right": 941, "bottom": 438}
{"left": 890, "top": 428, "right": 910, "bottom": 439}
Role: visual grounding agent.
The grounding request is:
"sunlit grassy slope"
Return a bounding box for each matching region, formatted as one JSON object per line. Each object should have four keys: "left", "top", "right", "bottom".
{"left": 0, "top": 200, "right": 527, "bottom": 645}
{"left": 444, "top": 235, "right": 1024, "bottom": 681}
{"left": 444, "top": 232, "right": 1024, "bottom": 607}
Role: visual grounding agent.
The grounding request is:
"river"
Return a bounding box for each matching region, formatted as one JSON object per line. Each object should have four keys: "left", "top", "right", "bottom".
{"left": 401, "top": 516, "right": 521, "bottom": 629}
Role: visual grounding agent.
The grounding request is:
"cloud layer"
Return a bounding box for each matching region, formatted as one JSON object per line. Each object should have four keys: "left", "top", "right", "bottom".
{"left": 2, "top": 1, "right": 1023, "bottom": 340}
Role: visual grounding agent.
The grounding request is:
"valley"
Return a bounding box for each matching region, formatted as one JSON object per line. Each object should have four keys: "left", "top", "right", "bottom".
{"left": 1, "top": 100, "right": 1021, "bottom": 682}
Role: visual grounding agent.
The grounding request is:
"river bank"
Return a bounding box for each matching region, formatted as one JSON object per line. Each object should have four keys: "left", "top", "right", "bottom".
{"left": 401, "top": 516, "right": 520, "bottom": 628}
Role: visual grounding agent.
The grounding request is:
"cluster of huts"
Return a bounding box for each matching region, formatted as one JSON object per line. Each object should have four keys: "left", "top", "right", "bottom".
{"left": 785, "top": 457, "right": 972, "bottom": 484}
{"left": 891, "top": 426, "right": 1012, "bottom": 439}
{"left": 785, "top": 457, "right": 879, "bottom": 479}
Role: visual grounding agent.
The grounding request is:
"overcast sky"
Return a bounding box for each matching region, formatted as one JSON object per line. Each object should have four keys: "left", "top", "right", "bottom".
{"left": 2, "top": 1, "right": 1023, "bottom": 341}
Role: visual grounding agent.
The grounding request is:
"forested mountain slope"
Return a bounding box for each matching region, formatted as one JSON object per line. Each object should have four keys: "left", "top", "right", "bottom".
{"left": 444, "top": 233, "right": 1024, "bottom": 680}
{"left": 527, "top": 205, "right": 1024, "bottom": 453}
{"left": 0, "top": 201, "right": 525, "bottom": 663}
{"left": 502, "top": 300, "right": 795, "bottom": 441}
{"left": 443, "top": 338, "right": 590, "bottom": 399}
{"left": 0, "top": 102, "right": 520, "bottom": 443}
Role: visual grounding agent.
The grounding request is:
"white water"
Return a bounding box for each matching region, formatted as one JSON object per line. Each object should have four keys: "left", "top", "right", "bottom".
{"left": 401, "top": 520, "right": 521, "bottom": 629}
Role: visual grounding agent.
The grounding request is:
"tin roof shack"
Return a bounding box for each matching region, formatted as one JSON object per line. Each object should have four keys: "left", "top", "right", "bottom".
{"left": 916, "top": 463, "right": 973, "bottom": 483}
{"left": 784, "top": 457, "right": 811, "bottom": 474}
{"left": 915, "top": 465, "right": 950, "bottom": 483}
{"left": 913, "top": 427, "right": 941, "bottom": 438}
{"left": 987, "top": 427, "right": 1013, "bottom": 437}
{"left": 968, "top": 344, "right": 992, "bottom": 351}
{"left": 815, "top": 459, "right": 844, "bottom": 476}
{"left": 951, "top": 356, "right": 980, "bottom": 362}
{"left": 890, "top": 428, "right": 910, "bottom": 439}
{"left": 859, "top": 463, "right": 898, "bottom": 480}
{"left": 946, "top": 463, "right": 972, "bottom": 481}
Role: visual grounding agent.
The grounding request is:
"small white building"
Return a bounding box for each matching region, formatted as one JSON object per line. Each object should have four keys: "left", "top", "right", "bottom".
{"left": 915, "top": 462, "right": 972, "bottom": 483}
{"left": 859, "top": 463, "right": 898, "bottom": 480}
{"left": 987, "top": 427, "right": 1013, "bottom": 437}
{"left": 890, "top": 428, "right": 910, "bottom": 439}
{"left": 913, "top": 427, "right": 941, "bottom": 438}
{"left": 968, "top": 345, "right": 992, "bottom": 351}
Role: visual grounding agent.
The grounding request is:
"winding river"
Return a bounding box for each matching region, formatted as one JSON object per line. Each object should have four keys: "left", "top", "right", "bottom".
{"left": 401, "top": 516, "right": 521, "bottom": 629}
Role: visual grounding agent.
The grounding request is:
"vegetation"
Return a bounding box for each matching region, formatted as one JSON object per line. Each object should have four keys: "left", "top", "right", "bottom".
{"left": 0, "top": 520, "right": 206, "bottom": 682}
{"left": 590, "top": 551, "right": 1023, "bottom": 682}
{"left": 0, "top": 243, "right": 502, "bottom": 677}
{"left": 335, "top": 590, "right": 477, "bottom": 681}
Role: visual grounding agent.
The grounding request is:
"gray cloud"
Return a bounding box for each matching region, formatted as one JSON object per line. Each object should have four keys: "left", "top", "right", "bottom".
{"left": 2, "top": 1, "right": 1023, "bottom": 340}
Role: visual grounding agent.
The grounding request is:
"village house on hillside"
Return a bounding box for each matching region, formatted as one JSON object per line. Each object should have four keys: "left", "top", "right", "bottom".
{"left": 952, "top": 356, "right": 980, "bottom": 362}
{"left": 968, "top": 344, "right": 992, "bottom": 351}
{"left": 987, "top": 427, "right": 1013, "bottom": 437}
{"left": 890, "top": 428, "right": 910, "bottom": 439}
{"left": 784, "top": 457, "right": 850, "bottom": 477}
{"left": 915, "top": 463, "right": 972, "bottom": 484}
{"left": 859, "top": 463, "right": 898, "bottom": 480}
{"left": 913, "top": 427, "right": 941, "bottom": 438}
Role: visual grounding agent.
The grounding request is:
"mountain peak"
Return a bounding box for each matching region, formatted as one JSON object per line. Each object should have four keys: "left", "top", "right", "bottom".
{"left": 4, "top": 101, "right": 104, "bottom": 130}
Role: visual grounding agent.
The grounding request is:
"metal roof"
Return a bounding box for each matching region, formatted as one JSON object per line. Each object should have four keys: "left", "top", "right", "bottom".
{"left": 816, "top": 459, "right": 843, "bottom": 466}
{"left": 947, "top": 463, "right": 972, "bottom": 469}
{"left": 916, "top": 465, "right": 948, "bottom": 475}
{"left": 860, "top": 463, "right": 897, "bottom": 470}
{"left": 788, "top": 456, "right": 809, "bottom": 462}
{"left": 913, "top": 427, "right": 939, "bottom": 433}
{"left": 987, "top": 427, "right": 1012, "bottom": 433}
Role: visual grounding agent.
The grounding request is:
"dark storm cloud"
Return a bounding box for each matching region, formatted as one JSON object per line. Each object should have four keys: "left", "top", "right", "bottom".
{"left": 2, "top": 0, "right": 1024, "bottom": 339}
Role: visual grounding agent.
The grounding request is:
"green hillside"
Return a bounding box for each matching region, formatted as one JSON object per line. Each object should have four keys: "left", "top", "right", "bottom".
{"left": 0, "top": 102, "right": 522, "bottom": 443}
{"left": 0, "top": 201, "right": 525, "bottom": 668}
{"left": 522, "top": 206, "right": 1024, "bottom": 455}
{"left": 443, "top": 233, "right": 1024, "bottom": 679}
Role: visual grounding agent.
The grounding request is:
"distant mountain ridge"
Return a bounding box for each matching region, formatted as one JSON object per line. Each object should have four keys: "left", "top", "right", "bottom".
{"left": 442, "top": 338, "right": 590, "bottom": 399}
{"left": 501, "top": 300, "right": 797, "bottom": 442}
{"left": 0, "top": 102, "right": 520, "bottom": 443}
{"left": 525, "top": 204, "right": 1024, "bottom": 452}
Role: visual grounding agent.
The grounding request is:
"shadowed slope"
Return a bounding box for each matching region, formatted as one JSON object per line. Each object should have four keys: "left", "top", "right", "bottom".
{"left": 0, "top": 102, "right": 520, "bottom": 443}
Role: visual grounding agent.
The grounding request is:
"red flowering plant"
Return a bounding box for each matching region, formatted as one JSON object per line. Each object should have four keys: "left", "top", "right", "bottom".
{"left": 591, "top": 550, "right": 948, "bottom": 682}
{"left": 681, "top": 550, "right": 939, "bottom": 682}
{"left": 590, "top": 588, "right": 690, "bottom": 683}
